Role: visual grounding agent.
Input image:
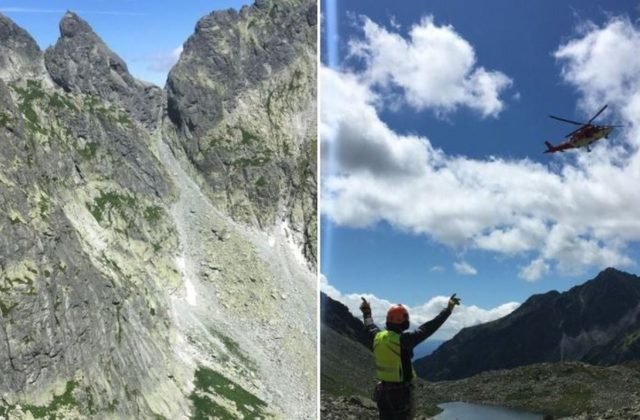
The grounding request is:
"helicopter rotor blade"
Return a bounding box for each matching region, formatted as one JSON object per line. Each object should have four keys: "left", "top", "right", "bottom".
{"left": 549, "top": 115, "right": 585, "bottom": 125}
{"left": 565, "top": 127, "right": 583, "bottom": 138}
{"left": 587, "top": 104, "right": 608, "bottom": 124}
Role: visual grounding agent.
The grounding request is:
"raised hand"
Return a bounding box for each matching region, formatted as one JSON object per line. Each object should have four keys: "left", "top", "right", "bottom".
{"left": 448, "top": 293, "right": 461, "bottom": 311}
{"left": 360, "top": 297, "right": 372, "bottom": 316}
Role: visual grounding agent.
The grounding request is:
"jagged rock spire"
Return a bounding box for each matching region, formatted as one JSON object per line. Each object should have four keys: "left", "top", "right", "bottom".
{"left": 44, "top": 11, "right": 162, "bottom": 129}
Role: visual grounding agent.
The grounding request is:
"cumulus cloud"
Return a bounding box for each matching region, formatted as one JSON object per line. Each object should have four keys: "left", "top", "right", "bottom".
{"left": 519, "top": 258, "right": 549, "bottom": 282}
{"left": 322, "top": 16, "right": 640, "bottom": 281}
{"left": 454, "top": 261, "right": 477, "bottom": 275}
{"left": 348, "top": 16, "right": 512, "bottom": 117}
{"left": 320, "top": 274, "right": 519, "bottom": 340}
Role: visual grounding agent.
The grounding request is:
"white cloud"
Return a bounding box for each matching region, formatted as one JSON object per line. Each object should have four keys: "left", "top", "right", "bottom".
{"left": 322, "top": 16, "right": 640, "bottom": 281}
{"left": 348, "top": 16, "right": 512, "bottom": 117}
{"left": 454, "top": 261, "right": 477, "bottom": 275}
{"left": 320, "top": 274, "right": 519, "bottom": 340}
{"left": 519, "top": 258, "right": 549, "bottom": 282}
{"left": 145, "top": 46, "right": 183, "bottom": 73}
{"left": 389, "top": 15, "right": 401, "bottom": 31}
{"left": 555, "top": 18, "right": 640, "bottom": 119}
{"left": 430, "top": 265, "right": 445, "bottom": 272}
{"left": 130, "top": 46, "right": 183, "bottom": 86}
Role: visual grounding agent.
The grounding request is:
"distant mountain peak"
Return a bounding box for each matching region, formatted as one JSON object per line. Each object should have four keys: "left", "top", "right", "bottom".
{"left": 415, "top": 267, "right": 640, "bottom": 381}
{"left": 45, "top": 11, "right": 162, "bottom": 128}
{"left": 59, "top": 11, "right": 96, "bottom": 38}
{"left": 596, "top": 266, "right": 631, "bottom": 279}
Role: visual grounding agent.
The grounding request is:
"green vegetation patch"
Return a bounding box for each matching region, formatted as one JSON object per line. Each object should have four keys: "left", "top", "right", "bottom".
{"left": 240, "top": 128, "right": 258, "bottom": 145}
{"left": 233, "top": 151, "right": 272, "bottom": 168}
{"left": 623, "top": 330, "right": 640, "bottom": 349}
{"left": 143, "top": 205, "right": 163, "bottom": 223}
{"left": 552, "top": 384, "right": 593, "bottom": 416}
{"left": 24, "top": 380, "right": 79, "bottom": 418}
{"left": 287, "top": 68, "right": 304, "bottom": 93}
{"left": 115, "top": 111, "right": 132, "bottom": 126}
{"left": 38, "top": 194, "right": 51, "bottom": 217}
{"left": 12, "top": 79, "right": 47, "bottom": 133}
{"left": 269, "top": 4, "right": 278, "bottom": 19}
{"left": 208, "top": 328, "right": 255, "bottom": 369}
{"left": 0, "top": 298, "right": 18, "bottom": 317}
{"left": 0, "top": 111, "right": 12, "bottom": 128}
{"left": 506, "top": 382, "right": 593, "bottom": 417}
{"left": 48, "top": 92, "right": 76, "bottom": 111}
{"left": 87, "top": 191, "right": 137, "bottom": 223}
{"left": 321, "top": 373, "right": 364, "bottom": 398}
{"left": 78, "top": 142, "right": 99, "bottom": 160}
{"left": 189, "top": 367, "right": 269, "bottom": 420}
{"left": 82, "top": 95, "right": 132, "bottom": 127}
{"left": 506, "top": 385, "right": 535, "bottom": 402}
{"left": 85, "top": 387, "right": 97, "bottom": 415}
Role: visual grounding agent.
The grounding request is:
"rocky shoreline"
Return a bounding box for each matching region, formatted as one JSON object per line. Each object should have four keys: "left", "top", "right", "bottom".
{"left": 322, "top": 361, "right": 640, "bottom": 419}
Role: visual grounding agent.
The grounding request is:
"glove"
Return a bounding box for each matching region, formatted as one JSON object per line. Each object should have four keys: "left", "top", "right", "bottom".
{"left": 447, "top": 293, "right": 461, "bottom": 311}
{"left": 360, "top": 297, "right": 372, "bottom": 317}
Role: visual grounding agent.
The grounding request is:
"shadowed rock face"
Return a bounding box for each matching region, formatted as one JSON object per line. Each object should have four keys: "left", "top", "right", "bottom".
{"left": 44, "top": 12, "right": 163, "bottom": 130}
{"left": 165, "top": 0, "right": 317, "bottom": 265}
{"left": 415, "top": 268, "right": 640, "bottom": 381}
{"left": 321, "top": 292, "right": 372, "bottom": 349}
{"left": 1, "top": 4, "right": 316, "bottom": 418}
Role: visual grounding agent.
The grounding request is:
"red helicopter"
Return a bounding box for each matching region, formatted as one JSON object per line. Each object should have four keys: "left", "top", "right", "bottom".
{"left": 544, "top": 104, "right": 622, "bottom": 153}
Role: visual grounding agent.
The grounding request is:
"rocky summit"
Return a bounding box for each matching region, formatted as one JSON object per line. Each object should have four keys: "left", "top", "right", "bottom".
{"left": 415, "top": 267, "right": 640, "bottom": 381}
{"left": 0, "top": 1, "right": 316, "bottom": 419}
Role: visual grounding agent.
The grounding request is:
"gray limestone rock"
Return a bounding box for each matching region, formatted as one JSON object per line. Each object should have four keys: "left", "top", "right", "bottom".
{"left": 0, "top": 14, "right": 48, "bottom": 82}
{"left": 44, "top": 12, "right": 163, "bottom": 130}
{"left": 165, "top": 0, "right": 317, "bottom": 266}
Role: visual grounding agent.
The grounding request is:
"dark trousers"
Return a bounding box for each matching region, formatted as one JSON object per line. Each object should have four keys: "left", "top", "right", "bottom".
{"left": 374, "top": 382, "right": 415, "bottom": 420}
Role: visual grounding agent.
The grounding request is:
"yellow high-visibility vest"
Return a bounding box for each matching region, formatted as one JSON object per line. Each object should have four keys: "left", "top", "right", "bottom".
{"left": 373, "top": 330, "right": 415, "bottom": 382}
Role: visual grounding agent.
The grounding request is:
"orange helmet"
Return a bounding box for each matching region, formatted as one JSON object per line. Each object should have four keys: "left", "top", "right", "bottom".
{"left": 386, "top": 304, "right": 409, "bottom": 324}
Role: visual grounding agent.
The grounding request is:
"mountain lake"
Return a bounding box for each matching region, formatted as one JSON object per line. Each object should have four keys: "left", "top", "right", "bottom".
{"left": 434, "top": 402, "right": 543, "bottom": 419}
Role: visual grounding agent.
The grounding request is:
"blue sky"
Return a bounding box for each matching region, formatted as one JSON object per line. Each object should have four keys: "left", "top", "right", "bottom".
{"left": 320, "top": 0, "right": 640, "bottom": 339}
{"left": 1, "top": 0, "right": 252, "bottom": 85}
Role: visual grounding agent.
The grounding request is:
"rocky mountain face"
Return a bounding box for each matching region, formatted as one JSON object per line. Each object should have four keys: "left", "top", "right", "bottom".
{"left": 320, "top": 292, "right": 371, "bottom": 349}
{"left": 166, "top": 0, "right": 317, "bottom": 266}
{"left": 320, "top": 293, "right": 376, "bottom": 398}
{"left": 0, "top": 1, "right": 316, "bottom": 418}
{"left": 415, "top": 267, "right": 640, "bottom": 381}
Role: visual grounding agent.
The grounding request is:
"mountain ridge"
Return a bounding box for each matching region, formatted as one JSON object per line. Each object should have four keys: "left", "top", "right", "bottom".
{"left": 0, "top": 1, "right": 316, "bottom": 418}
{"left": 415, "top": 267, "right": 640, "bottom": 381}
